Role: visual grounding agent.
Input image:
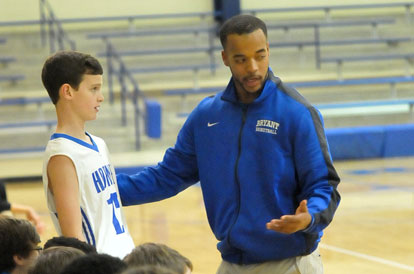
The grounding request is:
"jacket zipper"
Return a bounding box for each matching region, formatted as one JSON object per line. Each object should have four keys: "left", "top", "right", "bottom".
{"left": 227, "top": 105, "right": 248, "bottom": 263}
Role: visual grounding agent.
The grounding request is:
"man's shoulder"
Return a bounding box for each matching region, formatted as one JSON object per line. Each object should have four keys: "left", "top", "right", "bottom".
{"left": 195, "top": 92, "right": 224, "bottom": 111}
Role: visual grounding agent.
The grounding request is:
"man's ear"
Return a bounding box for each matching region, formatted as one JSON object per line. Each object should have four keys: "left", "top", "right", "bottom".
{"left": 267, "top": 42, "right": 270, "bottom": 57}
{"left": 59, "top": 83, "right": 73, "bottom": 100}
{"left": 221, "top": 50, "right": 229, "bottom": 67}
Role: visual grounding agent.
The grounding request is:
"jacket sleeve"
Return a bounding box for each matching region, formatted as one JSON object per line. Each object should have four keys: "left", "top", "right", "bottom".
{"left": 117, "top": 112, "right": 200, "bottom": 206}
{"left": 294, "top": 107, "right": 341, "bottom": 235}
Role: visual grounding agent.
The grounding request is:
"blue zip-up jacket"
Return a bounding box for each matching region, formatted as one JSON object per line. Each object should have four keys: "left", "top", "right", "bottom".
{"left": 117, "top": 69, "right": 340, "bottom": 264}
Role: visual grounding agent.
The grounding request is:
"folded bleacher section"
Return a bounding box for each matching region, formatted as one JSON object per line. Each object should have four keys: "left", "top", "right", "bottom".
{"left": 0, "top": 1, "right": 413, "bottom": 161}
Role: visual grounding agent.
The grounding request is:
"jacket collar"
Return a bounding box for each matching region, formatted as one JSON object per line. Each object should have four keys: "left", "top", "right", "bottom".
{"left": 221, "top": 67, "right": 281, "bottom": 105}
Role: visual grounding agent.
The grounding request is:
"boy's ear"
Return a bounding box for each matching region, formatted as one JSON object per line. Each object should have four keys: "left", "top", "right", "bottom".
{"left": 13, "top": 254, "right": 26, "bottom": 266}
{"left": 59, "top": 83, "right": 73, "bottom": 100}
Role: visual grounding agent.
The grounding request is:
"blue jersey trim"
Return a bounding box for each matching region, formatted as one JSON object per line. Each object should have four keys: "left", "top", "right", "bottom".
{"left": 82, "top": 222, "right": 91, "bottom": 245}
{"left": 50, "top": 132, "right": 99, "bottom": 152}
{"left": 81, "top": 207, "right": 96, "bottom": 247}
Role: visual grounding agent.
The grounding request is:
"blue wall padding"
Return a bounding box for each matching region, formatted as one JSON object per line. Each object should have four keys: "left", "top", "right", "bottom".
{"left": 145, "top": 99, "right": 161, "bottom": 138}
{"left": 383, "top": 124, "right": 414, "bottom": 157}
{"left": 326, "top": 124, "right": 414, "bottom": 160}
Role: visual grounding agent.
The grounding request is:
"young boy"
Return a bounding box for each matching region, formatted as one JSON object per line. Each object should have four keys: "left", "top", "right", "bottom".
{"left": 123, "top": 243, "right": 193, "bottom": 274}
{"left": 41, "top": 50, "right": 135, "bottom": 259}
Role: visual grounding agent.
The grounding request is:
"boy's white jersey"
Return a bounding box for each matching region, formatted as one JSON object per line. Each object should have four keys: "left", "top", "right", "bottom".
{"left": 42, "top": 132, "right": 135, "bottom": 259}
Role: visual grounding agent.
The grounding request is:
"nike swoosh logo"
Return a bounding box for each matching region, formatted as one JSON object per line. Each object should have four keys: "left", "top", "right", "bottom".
{"left": 207, "top": 122, "right": 219, "bottom": 127}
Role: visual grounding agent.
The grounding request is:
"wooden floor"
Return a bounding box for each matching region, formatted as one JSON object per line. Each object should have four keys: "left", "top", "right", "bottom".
{"left": 4, "top": 156, "right": 414, "bottom": 274}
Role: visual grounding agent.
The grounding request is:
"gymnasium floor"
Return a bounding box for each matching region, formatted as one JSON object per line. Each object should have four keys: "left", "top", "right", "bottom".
{"left": 3, "top": 154, "right": 414, "bottom": 274}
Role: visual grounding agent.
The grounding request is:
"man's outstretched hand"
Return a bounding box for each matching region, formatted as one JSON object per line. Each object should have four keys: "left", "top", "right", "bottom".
{"left": 266, "top": 200, "right": 312, "bottom": 234}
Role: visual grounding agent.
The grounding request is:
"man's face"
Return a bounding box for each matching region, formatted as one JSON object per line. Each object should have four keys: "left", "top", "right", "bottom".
{"left": 221, "top": 29, "right": 269, "bottom": 103}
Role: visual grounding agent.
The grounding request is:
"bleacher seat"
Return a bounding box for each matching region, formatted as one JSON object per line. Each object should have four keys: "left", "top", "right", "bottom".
{"left": 0, "top": 74, "right": 25, "bottom": 84}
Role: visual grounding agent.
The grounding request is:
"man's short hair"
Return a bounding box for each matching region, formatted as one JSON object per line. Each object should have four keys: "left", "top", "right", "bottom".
{"left": 41, "top": 50, "right": 103, "bottom": 104}
{"left": 219, "top": 14, "right": 268, "bottom": 49}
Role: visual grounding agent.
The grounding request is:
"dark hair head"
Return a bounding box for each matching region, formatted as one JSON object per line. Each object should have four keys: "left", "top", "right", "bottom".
{"left": 41, "top": 50, "right": 103, "bottom": 104}
{"left": 120, "top": 265, "right": 179, "bottom": 274}
{"left": 60, "top": 253, "right": 127, "bottom": 274}
{"left": 124, "top": 243, "right": 192, "bottom": 274}
{"left": 44, "top": 236, "right": 97, "bottom": 254}
{"left": 219, "top": 14, "right": 267, "bottom": 49}
{"left": 28, "top": 246, "right": 85, "bottom": 274}
{"left": 0, "top": 216, "right": 40, "bottom": 272}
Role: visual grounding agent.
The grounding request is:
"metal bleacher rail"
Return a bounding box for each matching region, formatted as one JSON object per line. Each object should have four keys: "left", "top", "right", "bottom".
{"left": 91, "top": 17, "right": 399, "bottom": 73}
{"left": 0, "top": 37, "right": 25, "bottom": 85}
{"left": 165, "top": 75, "right": 414, "bottom": 95}
{"left": 243, "top": 2, "right": 414, "bottom": 22}
{"left": 244, "top": 2, "right": 414, "bottom": 69}
{"left": 164, "top": 75, "right": 414, "bottom": 118}
{"left": 321, "top": 53, "right": 414, "bottom": 79}
{"left": 104, "top": 41, "right": 149, "bottom": 150}
{"left": 0, "top": 74, "right": 25, "bottom": 84}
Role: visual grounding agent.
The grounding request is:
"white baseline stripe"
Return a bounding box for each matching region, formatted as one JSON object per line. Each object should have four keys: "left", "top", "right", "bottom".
{"left": 319, "top": 243, "right": 414, "bottom": 272}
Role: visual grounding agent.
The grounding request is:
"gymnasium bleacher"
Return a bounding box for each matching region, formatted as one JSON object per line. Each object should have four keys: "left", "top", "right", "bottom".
{"left": 0, "top": 0, "right": 413, "bottom": 175}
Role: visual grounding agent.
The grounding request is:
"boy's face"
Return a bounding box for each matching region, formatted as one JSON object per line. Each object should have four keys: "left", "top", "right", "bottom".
{"left": 71, "top": 74, "right": 104, "bottom": 121}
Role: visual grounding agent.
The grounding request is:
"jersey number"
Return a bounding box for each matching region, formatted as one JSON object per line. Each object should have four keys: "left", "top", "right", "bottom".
{"left": 107, "top": 192, "right": 125, "bottom": 234}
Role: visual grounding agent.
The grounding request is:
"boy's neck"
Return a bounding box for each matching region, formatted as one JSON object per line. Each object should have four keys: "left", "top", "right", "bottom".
{"left": 55, "top": 107, "right": 91, "bottom": 144}
{"left": 55, "top": 119, "right": 91, "bottom": 144}
{"left": 55, "top": 125, "right": 91, "bottom": 144}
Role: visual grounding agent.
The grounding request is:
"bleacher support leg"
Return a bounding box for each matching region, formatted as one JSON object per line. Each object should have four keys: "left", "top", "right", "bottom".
{"left": 404, "top": 4, "right": 413, "bottom": 24}
{"left": 390, "top": 82, "right": 397, "bottom": 98}
{"left": 324, "top": 8, "right": 331, "bottom": 22}
{"left": 193, "top": 68, "right": 200, "bottom": 90}
{"left": 314, "top": 26, "right": 321, "bottom": 69}
{"left": 337, "top": 61, "right": 343, "bottom": 81}
{"left": 371, "top": 23, "right": 378, "bottom": 39}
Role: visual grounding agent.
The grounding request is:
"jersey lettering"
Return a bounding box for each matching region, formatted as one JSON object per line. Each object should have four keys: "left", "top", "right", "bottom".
{"left": 92, "top": 164, "right": 115, "bottom": 193}
{"left": 107, "top": 192, "right": 125, "bottom": 234}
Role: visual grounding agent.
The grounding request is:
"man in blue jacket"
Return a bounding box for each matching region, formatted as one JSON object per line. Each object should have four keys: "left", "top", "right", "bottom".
{"left": 117, "top": 14, "right": 340, "bottom": 273}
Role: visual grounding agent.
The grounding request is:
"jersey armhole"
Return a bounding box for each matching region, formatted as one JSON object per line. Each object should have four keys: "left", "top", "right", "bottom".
{"left": 47, "top": 154, "right": 79, "bottom": 194}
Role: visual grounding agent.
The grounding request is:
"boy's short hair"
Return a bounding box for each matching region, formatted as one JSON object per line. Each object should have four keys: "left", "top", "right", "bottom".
{"left": 124, "top": 243, "right": 192, "bottom": 274}
{"left": 28, "top": 246, "right": 85, "bottom": 274}
{"left": 120, "top": 265, "right": 179, "bottom": 274}
{"left": 219, "top": 14, "right": 268, "bottom": 49}
{"left": 0, "top": 216, "right": 41, "bottom": 272}
{"left": 60, "top": 253, "right": 127, "bottom": 274}
{"left": 41, "top": 50, "right": 103, "bottom": 104}
{"left": 44, "top": 236, "right": 97, "bottom": 254}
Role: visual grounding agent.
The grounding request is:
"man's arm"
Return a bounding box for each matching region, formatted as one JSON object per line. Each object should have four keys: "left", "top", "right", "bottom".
{"left": 292, "top": 108, "right": 341, "bottom": 234}
{"left": 266, "top": 108, "right": 340, "bottom": 235}
{"left": 117, "top": 111, "right": 199, "bottom": 206}
{"left": 117, "top": 147, "right": 199, "bottom": 206}
{"left": 47, "top": 155, "right": 84, "bottom": 241}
